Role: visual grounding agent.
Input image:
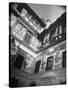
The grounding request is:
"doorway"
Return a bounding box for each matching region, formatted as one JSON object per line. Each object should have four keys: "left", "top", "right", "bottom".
{"left": 14, "top": 54, "right": 25, "bottom": 69}
{"left": 62, "top": 51, "right": 66, "bottom": 68}
{"left": 34, "top": 60, "right": 41, "bottom": 73}
{"left": 46, "top": 56, "right": 53, "bottom": 71}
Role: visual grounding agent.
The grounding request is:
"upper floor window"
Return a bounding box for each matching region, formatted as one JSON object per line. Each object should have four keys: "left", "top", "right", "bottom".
{"left": 59, "top": 25, "right": 62, "bottom": 34}
{"left": 24, "top": 32, "right": 32, "bottom": 44}
{"left": 55, "top": 25, "right": 62, "bottom": 37}
{"left": 21, "top": 8, "right": 27, "bottom": 17}
{"left": 43, "top": 33, "right": 50, "bottom": 44}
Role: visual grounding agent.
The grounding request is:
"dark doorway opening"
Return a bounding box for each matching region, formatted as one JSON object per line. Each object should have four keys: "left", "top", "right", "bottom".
{"left": 62, "top": 51, "right": 66, "bottom": 68}
{"left": 46, "top": 56, "right": 53, "bottom": 71}
{"left": 34, "top": 60, "right": 41, "bottom": 73}
{"left": 14, "top": 54, "right": 24, "bottom": 69}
